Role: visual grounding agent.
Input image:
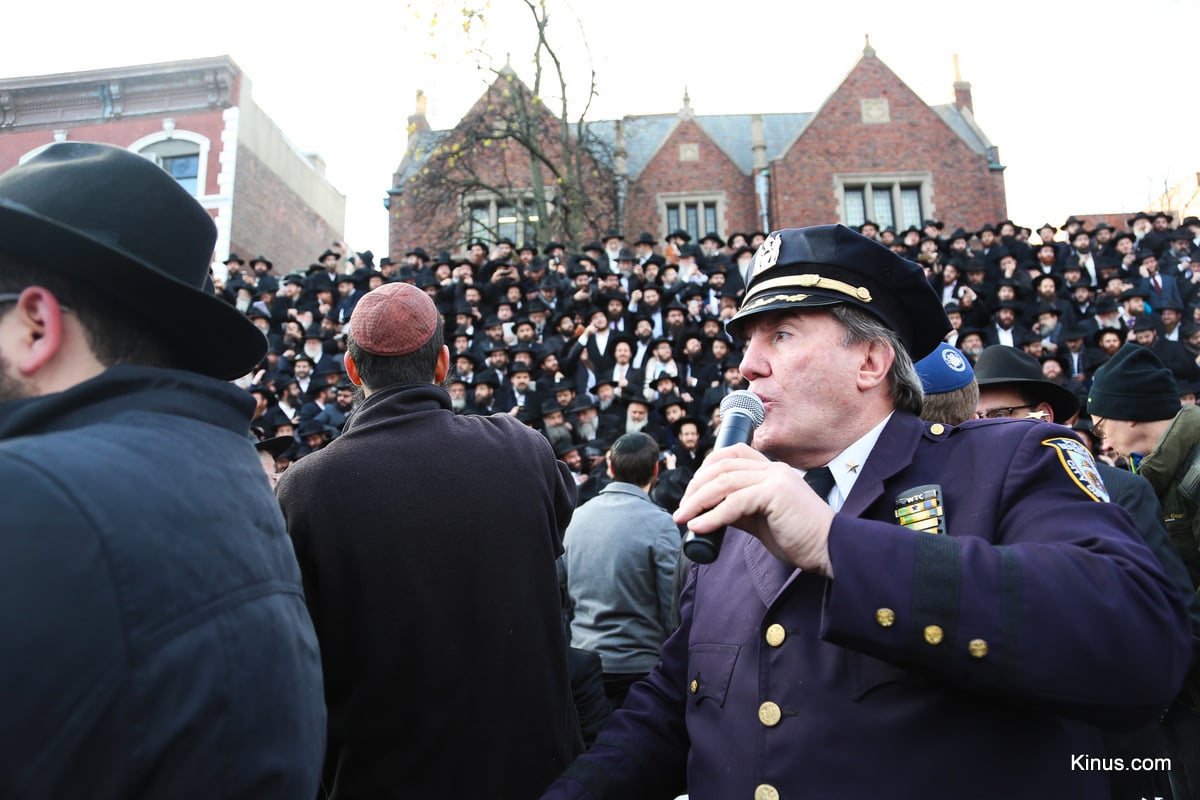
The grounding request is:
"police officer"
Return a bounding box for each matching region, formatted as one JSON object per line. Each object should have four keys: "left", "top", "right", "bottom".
{"left": 542, "top": 224, "right": 1192, "bottom": 800}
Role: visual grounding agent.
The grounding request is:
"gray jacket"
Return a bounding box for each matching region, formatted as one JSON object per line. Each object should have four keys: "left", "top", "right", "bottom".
{"left": 563, "top": 482, "right": 681, "bottom": 673}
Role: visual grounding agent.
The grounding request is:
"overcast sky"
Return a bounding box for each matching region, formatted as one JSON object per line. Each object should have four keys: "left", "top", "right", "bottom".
{"left": 3, "top": 0, "right": 1197, "bottom": 258}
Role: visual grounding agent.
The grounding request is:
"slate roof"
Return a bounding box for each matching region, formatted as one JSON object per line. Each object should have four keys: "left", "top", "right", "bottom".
{"left": 395, "top": 98, "right": 994, "bottom": 185}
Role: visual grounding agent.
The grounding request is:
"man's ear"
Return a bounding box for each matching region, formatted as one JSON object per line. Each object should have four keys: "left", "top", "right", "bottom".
{"left": 344, "top": 351, "right": 363, "bottom": 386}
{"left": 434, "top": 345, "right": 450, "bottom": 383}
{"left": 9, "top": 287, "right": 68, "bottom": 377}
{"left": 855, "top": 338, "right": 894, "bottom": 392}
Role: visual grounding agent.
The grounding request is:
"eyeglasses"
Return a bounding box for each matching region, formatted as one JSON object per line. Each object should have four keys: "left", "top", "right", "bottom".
{"left": 1091, "top": 415, "right": 1107, "bottom": 438}
{"left": 975, "top": 404, "right": 1036, "bottom": 420}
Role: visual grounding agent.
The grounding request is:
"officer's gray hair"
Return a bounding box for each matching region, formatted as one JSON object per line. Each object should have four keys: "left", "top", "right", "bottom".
{"left": 830, "top": 305, "right": 924, "bottom": 415}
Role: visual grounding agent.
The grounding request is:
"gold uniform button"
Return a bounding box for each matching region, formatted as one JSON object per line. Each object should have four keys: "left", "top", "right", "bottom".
{"left": 875, "top": 608, "right": 895, "bottom": 627}
{"left": 755, "top": 784, "right": 780, "bottom": 800}
{"left": 930, "top": 423, "right": 945, "bottom": 435}
{"left": 969, "top": 638, "right": 989, "bottom": 658}
{"left": 758, "top": 701, "right": 782, "bottom": 727}
{"left": 689, "top": 679, "right": 698, "bottom": 694}
{"left": 924, "top": 625, "right": 944, "bottom": 645}
{"left": 765, "top": 623, "right": 786, "bottom": 647}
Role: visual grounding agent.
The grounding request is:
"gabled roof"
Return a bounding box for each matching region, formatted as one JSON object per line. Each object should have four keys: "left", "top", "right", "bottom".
{"left": 393, "top": 57, "right": 998, "bottom": 185}
{"left": 394, "top": 129, "right": 453, "bottom": 187}
{"left": 930, "top": 104, "right": 990, "bottom": 160}
{"left": 605, "top": 112, "right": 815, "bottom": 179}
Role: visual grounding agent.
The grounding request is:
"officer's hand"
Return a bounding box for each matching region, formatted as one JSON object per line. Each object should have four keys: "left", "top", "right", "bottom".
{"left": 673, "top": 444, "right": 836, "bottom": 576}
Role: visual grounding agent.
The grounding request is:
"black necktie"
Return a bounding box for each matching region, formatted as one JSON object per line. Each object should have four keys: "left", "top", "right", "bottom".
{"left": 804, "top": 466, "right": 836, "bottom": 504}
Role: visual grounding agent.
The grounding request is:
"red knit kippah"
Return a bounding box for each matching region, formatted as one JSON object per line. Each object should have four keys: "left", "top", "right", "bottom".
{"left": 348, "top": 282, "right": 438, "bottom": 356}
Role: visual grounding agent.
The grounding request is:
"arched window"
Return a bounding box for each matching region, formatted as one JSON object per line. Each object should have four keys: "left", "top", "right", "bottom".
{"left": 129, "top": 124, "right": 211, "bottom": 197}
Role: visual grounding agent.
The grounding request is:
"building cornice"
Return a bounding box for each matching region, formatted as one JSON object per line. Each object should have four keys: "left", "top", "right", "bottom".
{"left": 0, "top": 56, "right": 239, "bottom": 131}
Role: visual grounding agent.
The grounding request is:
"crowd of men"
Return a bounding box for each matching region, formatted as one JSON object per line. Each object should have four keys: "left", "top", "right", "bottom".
{"left": 231, "top": 212, "right": 1200, "bottom": 485}
{"left": 4, "top": 140, "right": 1197, "bottom": 799}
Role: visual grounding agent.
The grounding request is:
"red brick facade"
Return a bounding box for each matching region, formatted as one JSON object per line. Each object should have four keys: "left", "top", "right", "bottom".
{"left": 624, "top": 117, "right": 760, "bottom": 241}
{"left": 771, "top": 52, "right": 1006, "bottom": 230}
{"left": 0, "top": 57, "right": 345, "bottom": 277}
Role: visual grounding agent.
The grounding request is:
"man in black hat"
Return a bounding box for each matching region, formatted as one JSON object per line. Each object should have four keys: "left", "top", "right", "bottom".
{"left": 974, "top": 223, "right": 1009, "bottom": 275}
{"left": 633, "top": 232, "right": 658, "bottom": 266}
{"left": 1137, "top": 250, "right": 1184, "bottom": 311}
{"left": 0, "top": 143, "right": 324, "bottom": 796}
{"left": 985, "top": 299, "right": 1029, "bottom": 348}
{"left": 544, "top": 224, "right": 1191, "bottom": 799}
{"left": 277, "top": 282, "right": 580, "bottom": 798}
{"left": 1132, "top": 315, "right": 1200, "bottom": 385}
{"left": 1161, "top": 227, "right": 1197, "bottom": 277}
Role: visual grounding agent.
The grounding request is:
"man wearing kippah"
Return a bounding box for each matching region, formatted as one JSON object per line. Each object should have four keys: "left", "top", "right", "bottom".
{"left": 277, "top": 282, "right": 582, "bottom": 798}
{"left": 543, "top": 225, "right": 1192, "bottom": 800}
{"left": 1090, "top": 343, "right": 1200, "bottom": 797}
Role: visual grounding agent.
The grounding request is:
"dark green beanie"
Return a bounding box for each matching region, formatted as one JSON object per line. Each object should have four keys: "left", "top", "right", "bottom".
{"left": 1088, "top": 343, "right": 1181, "bottom": 421}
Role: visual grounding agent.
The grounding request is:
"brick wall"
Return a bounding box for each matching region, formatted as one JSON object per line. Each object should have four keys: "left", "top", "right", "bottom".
{"left": 770, "top": 54, "right": 1006, "bottom": 231}
{"left": 625, "top": 118, "right": 758, "bottom": 240}
{"left": 389, "top": 77, "right": 616, "bottom": 256}
{"left": 231, "top": 144, "right": 343, "bottom": 274}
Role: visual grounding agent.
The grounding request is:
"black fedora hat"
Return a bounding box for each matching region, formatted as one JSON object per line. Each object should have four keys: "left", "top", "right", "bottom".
{"left": 973, "top": 345, "right": 1079, "bottom": 423}
{"left": 254, "top": 435, "right": 295, "bottom": 460}
{"left": 0, "top": 142, "right": 265, "bottom": 379}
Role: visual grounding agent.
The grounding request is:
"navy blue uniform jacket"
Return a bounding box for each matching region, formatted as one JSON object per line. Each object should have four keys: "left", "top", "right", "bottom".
{"left": 544, "top": 412, "right": 1193, "bottom": 800}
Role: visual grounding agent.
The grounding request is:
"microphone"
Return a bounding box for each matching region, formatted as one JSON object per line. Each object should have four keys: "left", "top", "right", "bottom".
{"left": 681, "top": 390, "right": 766, "bottom": 564}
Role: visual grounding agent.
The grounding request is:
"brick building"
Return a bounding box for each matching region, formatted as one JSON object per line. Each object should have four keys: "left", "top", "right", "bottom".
{"left": 0, "top": 56, "right": 345, "bottom": 278}
{"left": 389, "top": 43, "right": 1007, "bottom": 257}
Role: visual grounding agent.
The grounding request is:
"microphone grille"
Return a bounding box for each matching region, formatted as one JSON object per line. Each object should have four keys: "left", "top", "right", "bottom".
{"left": 719, "top": 389, "right": 765, "bottom": 427}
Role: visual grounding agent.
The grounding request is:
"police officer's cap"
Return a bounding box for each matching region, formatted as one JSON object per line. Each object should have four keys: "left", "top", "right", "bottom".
{"left": 726, "top": 224, "right": 950, "bottom": 359}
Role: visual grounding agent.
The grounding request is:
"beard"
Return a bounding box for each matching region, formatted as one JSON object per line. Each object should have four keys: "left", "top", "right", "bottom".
{"left": 625, "top": 417, "right": 648, "bottom": 434}
{"left": 450, "top": 396, "right": 467, "bottom": 412}
{"left": 544, "top": 423, "right": 573, "bottom": 447}
{"left": 0, "top": 353, "right": 34, "bottom": 403}
{"left": 304, "top": 344, "right": 324, "bottom": 360}
{"left": 575, "top": 419, "right": 598, "bottom": 442}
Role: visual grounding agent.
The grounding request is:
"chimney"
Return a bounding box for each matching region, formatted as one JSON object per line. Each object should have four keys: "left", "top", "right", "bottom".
{"left": 408, "top": 90, "right": 430, "bottom": 136}
{"left": 952, "top": 54, "right": 973, "bottom": 113}
{"left": 751, "top": 115, "right": 767, "bottom": 171}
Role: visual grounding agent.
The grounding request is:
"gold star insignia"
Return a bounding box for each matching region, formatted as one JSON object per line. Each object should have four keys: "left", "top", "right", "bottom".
{"left": 845, "top": 461, "right": 859, "bottom": 473}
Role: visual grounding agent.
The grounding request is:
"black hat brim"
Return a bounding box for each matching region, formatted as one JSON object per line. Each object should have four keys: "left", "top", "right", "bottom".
{"left": 976, "top": 372, "right": 1080, "bottom": 422}
{"left": 0, "top": 200, "right": 265, "bottom": 380}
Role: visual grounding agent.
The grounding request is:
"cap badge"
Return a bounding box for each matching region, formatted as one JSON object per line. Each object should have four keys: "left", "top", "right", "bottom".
{"left": 753, "top": 233, "right": 782, "bottom": 276}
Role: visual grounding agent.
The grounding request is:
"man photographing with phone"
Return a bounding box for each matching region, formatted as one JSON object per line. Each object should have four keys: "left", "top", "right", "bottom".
{"left": 542, "top": 224, "right": 1192, "bottom": 800}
